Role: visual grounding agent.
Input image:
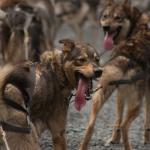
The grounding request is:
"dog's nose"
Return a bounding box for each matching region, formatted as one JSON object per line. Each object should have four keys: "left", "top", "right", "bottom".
{"left": 94, "top": 68, "right": 103, "bottom": 78}
{"left": 103, "top": 26, "right": 110, "bottom": 32}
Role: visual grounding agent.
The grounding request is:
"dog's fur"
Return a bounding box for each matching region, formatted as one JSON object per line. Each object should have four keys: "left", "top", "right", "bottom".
{"left": 80, "top": 0, "right": 150, "bottom": 150}
{"left": 1, "top": 39, "right": 101, "bottom": 150}
{"left": 0, "top": 62, "right": 41, "bottom": 150}
{"left": 0, "top": 0, "right": 55, "bottom": 63}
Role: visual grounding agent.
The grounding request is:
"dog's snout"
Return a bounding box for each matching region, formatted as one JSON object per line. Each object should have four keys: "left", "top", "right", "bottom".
{"left": 103, "top": 26, "right": 110, "bottom": 32}
{"left": 94, "top": 68, "right": 102, "bottom": 78}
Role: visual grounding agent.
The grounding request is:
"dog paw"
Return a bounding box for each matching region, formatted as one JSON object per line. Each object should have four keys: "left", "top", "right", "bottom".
{"left": 105, "top": 139, "right": 120, "bottom": 146}
{"left": 144, "top": 141, "right": 150, "bottom": 145}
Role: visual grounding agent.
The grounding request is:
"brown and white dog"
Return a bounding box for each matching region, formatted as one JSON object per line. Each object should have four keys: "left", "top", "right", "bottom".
{"left": 80, "top": 0, "right": 150, "bottom": 150}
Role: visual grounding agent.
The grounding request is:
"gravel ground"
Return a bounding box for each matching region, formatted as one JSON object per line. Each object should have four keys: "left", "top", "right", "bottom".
{"left": 40, "top": 91, "right": 149, "bottom": 150}
{"left": 39, "top": 2, "right": 150, "bottom": 149}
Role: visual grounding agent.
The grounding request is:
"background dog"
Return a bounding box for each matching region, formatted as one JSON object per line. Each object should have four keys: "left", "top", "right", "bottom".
{"left": 0, "top": 0, "right": 55, "bottom": 63}
{"left": 100, "top": 0, "right": 150, "bottom": 145}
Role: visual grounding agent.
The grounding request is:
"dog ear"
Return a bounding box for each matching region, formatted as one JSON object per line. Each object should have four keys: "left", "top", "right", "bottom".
{"left": 59, "top": 39, "right": 75, "bottom": 53}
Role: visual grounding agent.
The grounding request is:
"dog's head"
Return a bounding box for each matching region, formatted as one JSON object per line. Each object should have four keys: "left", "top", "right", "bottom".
{"left": 59, "top": 39, "right": 102, "bottom": 111}
{"left": 100, "top": 0, "right": 141, "bottom": 50}
{"left": 5, "top": 3, "right": 36, "bottom": 31}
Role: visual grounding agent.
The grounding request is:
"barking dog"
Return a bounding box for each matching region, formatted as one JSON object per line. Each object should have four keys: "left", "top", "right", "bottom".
{"left": 1, "top": 39, "right": 102, "bottom": 149}
{"left": 80, "top": 0, "right": 150, "bottom": 150}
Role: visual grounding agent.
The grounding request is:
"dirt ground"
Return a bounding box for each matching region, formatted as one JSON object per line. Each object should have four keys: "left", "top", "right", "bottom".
{"left": 39, "top": 18, "right": 150, "bottom": 150}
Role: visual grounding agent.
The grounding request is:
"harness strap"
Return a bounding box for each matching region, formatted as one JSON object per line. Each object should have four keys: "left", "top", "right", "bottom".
{"left": 109, "top": 72, "right": 145, "bottom": 86}
{"left": 2, "top": 88, "right": 32, "bottom": 134}
{"left": 91, "top": 72, "right": 145, "bottom": 94}
{"left": 4, "top": 96, "right": 28, "bottom": 114}
{"left": 0, "top": 121, "right": 31, "bottom": 134}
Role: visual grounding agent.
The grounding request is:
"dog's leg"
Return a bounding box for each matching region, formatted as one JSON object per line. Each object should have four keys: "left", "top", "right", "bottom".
{"left": 107, "top": 88, "right": 125, "bottom": 145}
{"left": 0, "top": 126, "right": 10, "bottom": 150}
{"left": 121, "top": 86, "right": 142, "bottom": 150}
{"left": 80, "top": 84, "right": 115, "bottom": 150}
{"left": 24, "top": 29, "right": 29, "bottom": 60}
{"left": 144, "top": 85, "right": 150, "bottom": 144}
{"left": 121, "top": 105, "right": 140, "bottom": 150}
{"left": 47, "top": 120, "right": 67, "bottom": 150}
{"left": 52, "top": 133, "right": 66, "bottom": 150}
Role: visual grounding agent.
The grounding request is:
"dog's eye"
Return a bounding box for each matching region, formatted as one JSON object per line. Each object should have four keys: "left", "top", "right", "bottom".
{"left": 77, "top": 57, "right": 86, "bottom": 63}
{"left": 102, "top": 14, "right": 108, "bottom": 19}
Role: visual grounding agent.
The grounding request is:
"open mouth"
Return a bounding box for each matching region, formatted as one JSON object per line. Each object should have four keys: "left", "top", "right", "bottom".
{"left": 103, "top": 26, "right": 122, "bottom": 51}
{"left": 74, "top": 72, "right": 92, "bottom": 111}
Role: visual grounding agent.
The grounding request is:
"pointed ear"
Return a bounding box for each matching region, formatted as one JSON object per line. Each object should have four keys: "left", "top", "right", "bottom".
{"left": 59, "top": 39, "right": 75, "bottom": 53}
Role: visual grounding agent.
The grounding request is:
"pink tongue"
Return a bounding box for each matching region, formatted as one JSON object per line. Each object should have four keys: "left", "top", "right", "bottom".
{"left": 74, "top": 78, "right": 89, "bottom": 111}
{"left": 103, "top": 33, "right": 114, "bottom": 51}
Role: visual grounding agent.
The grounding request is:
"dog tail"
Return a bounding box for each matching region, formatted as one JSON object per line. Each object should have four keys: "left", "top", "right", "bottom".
{"left": 0, "top": 63, "right": 35, "bottom": 100}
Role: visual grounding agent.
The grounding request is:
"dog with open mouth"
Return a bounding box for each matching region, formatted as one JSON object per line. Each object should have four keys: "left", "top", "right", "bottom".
{"left": 99, "top": 0, "right": 150, "bottom": 146}
{"left": 99, "top": 0, "right": 150, "bottom": 145}
{"left": 100, "top": 0, "right": 150, "bottom": 144}
{"left": 80, "top": 0, "right": 150, "bottom": 150}
{"left": 100, "top": 0, "right": 140, "bottom": 50}
{"left": 0, "top": 39, "right": 102, "bottom": 149}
